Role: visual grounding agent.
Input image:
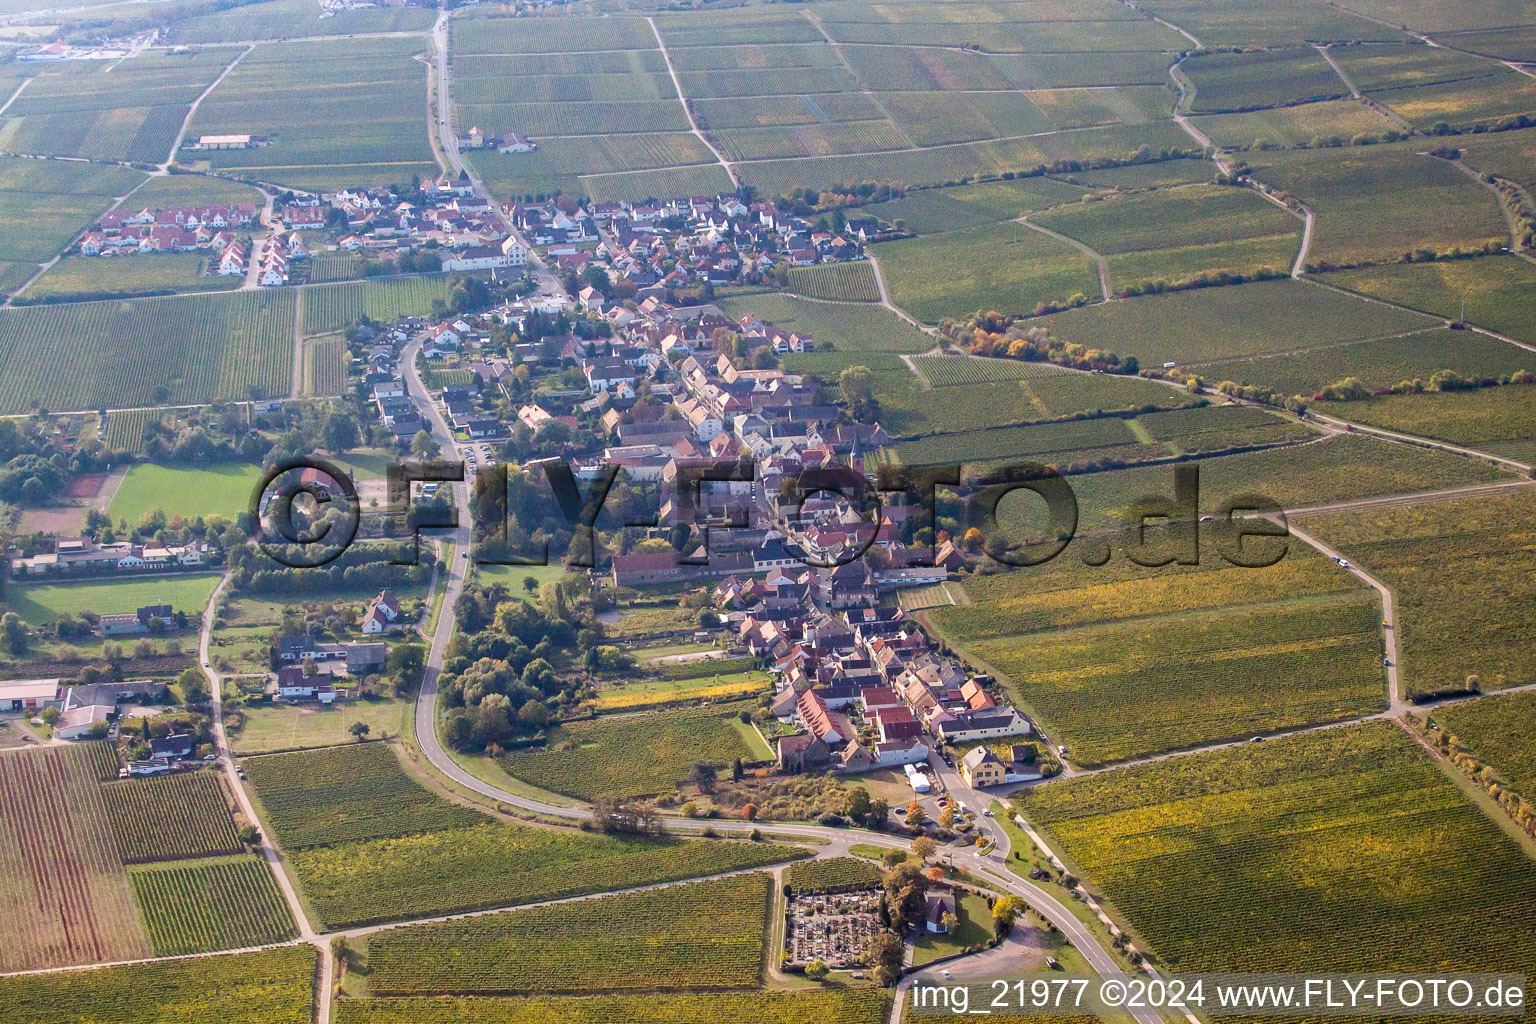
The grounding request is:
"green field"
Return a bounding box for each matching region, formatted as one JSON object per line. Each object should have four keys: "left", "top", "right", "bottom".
{"left": 1432, "top": 689, "right": 1536, "bottom": 797}
{"left": 785, "top": 856, "right": 883, "bottom": 894}
{"left": 1191, "top": 100, "right": 1400, "bottom": 149}
{"left": 231, "top": 696, "right": 413, "bottom": 755}
{"left": 130, "top": 856, "right": 299, "bottom": 956}
{"left": 1198, "top": 326, "right": 1535, "bottom": 397}
{"left": 244, "top": 742, "right": 486, "bottom": 850}
{"left": 501, "top": 704, "right": 758, "bottom": 800}
{"left": 1, "top": 49, "right": 239, "bottom": 164}
{"left": 785, "top": 262, "right": 880, "bottom": 301}
{"left": 303, "top": 276, "right": 463, "bottom": 336}
{"left": 293, "top": 821, "right": 804, "bottom": 930}
{"left": 364, "top": 873, "right": 770, "bottom": 995}
{"left": 1043, "top": 431, "right": 1511, "bottom": 533}
{"left": 1326, "top": 255, "right": 1536, "bottom": 345}
{"left": 1457, "top": 125, "right": 1536, "bottom": 190}
{"left": 186, "top": 36, "right": 437, "bottom": 189}
{"left": 0, "top": 289, "right": 295, "bottom": 413}
{"left": 170, "top": 0, "right": 435, "bottom": 44}
{"left": 0, "top": 945, "right": 316, "bottom": 1024}
{"left": 875, "top": 221, "right": 1101, "bottom": 323}
{"left": 1313, "top": 383, "right": 1536, "bottom": 463}
{"left": 891, "top": 415, "right": 1153, "bottom": 468}
{"left": 1016, "top": 723, "right": 1536, "bottom": 978}
{"left": 861, "top": 177, "right": 1091, "bottom": 235}
{"left": 109, "top": 462, "right": 264, "bottom": 523}
{"left": 102, "top": 772, "right": 241, "bottom": 863}
{"left": 932, "top": 549, "right": 1384, "bottom": 765}
{"left": 334, "top": 991, "right": 892, "bottom": 1024}
{"left": 23, "top": 253, "right": 236, "bottom": 302}
{"left": 1248, "top": 145, "right": 1507, "bottom": 268}
{"left": 1305, "top": 489, "right": 1536, "bottom": 698}
{"left": 716, "top": 293, "right": 934, "bottom": 354}
{"left": 0, "top": 159, "right": 144, "bottom": 287}
{"left": 911, "top": 890, "right": 992, "bottom": 965}
{"left": 1039, "top": 278, "right": 1435, "bottom": 366}
{"left": 10, "top": 573, "right": 222, "bottom": 626}
{"left": 910, "top": 354, "right": 1071, "bottom": 386}
{"left": 1182, "top": 46, "right": 1348, "bottom": 112}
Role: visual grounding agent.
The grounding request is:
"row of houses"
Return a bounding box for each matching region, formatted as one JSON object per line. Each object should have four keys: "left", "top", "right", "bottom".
{"left": 9, "top": 537, "right": 208, "bottom": 576}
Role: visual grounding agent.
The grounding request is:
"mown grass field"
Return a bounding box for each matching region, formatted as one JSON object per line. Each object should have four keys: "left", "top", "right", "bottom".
{"left": 1327, "top": 254, "right": 1536, "bottom": 345}
{"left": 1248, "top": 145, "right": 1507, "bottom": 267}
{"left": 334, "top": 991, "right": 892, "bottom": 1024}
{"left": 501, "top": 704, "right": 758, "bottom": 800}
{"left": 10, "top": 573, "right": 222, "bottom": 626}
{"left": 0, "top": 289, "right": 294, "bottom": 413}
{"left": 876, "top": 221, "right": 1101, "bottom": 323}
{"left": 130, "top": 856, "right": 298, "bottom": 956}
{"left": 1305, "top": 489, "right": 1536, "bottom": 698}
{"left": 1015, "top": 723, "right": 1536, "bottom": 978}
{"left": 231, "top": 696, "right": 412, "bottom": 755}
{"left": 1197, "top": 326, "right": 1535, "bottom": 397}
{"left": 1432, "top": 689, "right": 1536, "bottom": 797}
{"left": 1313, "top": 383, "right": 1536, "bottom": 463}
{"left": 23, "top": 253, "right": 236, "bottom": 302}
{"left": 932, "top": 549, "right": 1384, "bottom": 764}
{"left": 1039, "top": 278, "right": 1435, "bottom": 366}
{"left": 0, "top": 945, "right": 316, "bottom": 1024}
{"left": 364, "top": 873, "right": 770, "bottom": 995}
{"left": 108, "top": 462, "right": 263, "bottom": 524}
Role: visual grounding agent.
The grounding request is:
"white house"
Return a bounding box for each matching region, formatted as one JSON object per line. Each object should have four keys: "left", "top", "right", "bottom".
{"left": 443, "top": 245, "right": 513, "bottom": 272}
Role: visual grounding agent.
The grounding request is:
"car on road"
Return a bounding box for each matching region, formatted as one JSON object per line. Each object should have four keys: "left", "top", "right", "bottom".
{"left": 942, "top": 969, "right": 953, "bottom": 980}
{"left": 983, "top": 808, "right": 993, "bottom": 817}
{"left": 1058, "top": 745, "right": 1068, "bottom": 755}
{"left": 1340, "top": 559, "right": 1350, "bottom": 568}
{"left": 1250, "top": 736, "right": 1265, "bottom": 742}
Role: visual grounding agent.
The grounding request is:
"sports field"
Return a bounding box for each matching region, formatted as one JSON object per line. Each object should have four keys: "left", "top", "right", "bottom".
{"left": 108, "top": 462, "right": 264, "bottom": 524}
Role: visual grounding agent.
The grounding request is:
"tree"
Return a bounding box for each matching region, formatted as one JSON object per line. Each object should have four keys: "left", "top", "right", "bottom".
{"left": 517, "top": 698, "right": 551, "bottom": 727}
{"left": 323, "top": 412, "right": 360, "bottom": 453}
{"left": 941, "top": 911, "right": 959, "bottom": 935}
{"left": 731, "top": 757, "right": 744, "bottom": 782}
{"left": 845, "top": 785, "right": 872, "bottom": 822}
{"left": 992, "top": 894, "right": 1026, "bottom": 937}
{"left": 839, "top": 364, "right": 875, "bottom": 406}
{"left": 912, "top": 835, "right": 937, "bottom": 860}
{"left": 906, "top": 804, "right": 928, "bottom": 829}
{"left": 804, "top": 959, "right": 830, "bottom": 981}
{"left": 2, "top": 611, "right": 27, "bottom": 656}
{"left": 688, "top": 761, "right": 719, "bottom": 793}
{"left": 349, "top": 722, "right": 371, "bottom": 741}
{"left": 865, "top": 932, "right": 905, "bottom": 975}
{"left": 237, "top": 824, "right": 260, "bottom": 846}
{"left": 523, "top": 575, "right": 539, "bottom": 594}
{"left": 592, "top": 792, "right": 664, "bottom": 835}
{"left": 883, "top": 848, "right": 907, "bottom": 868}
{"left": 411, "top": 430, "right": 441, "bottom": 459}
{"left": 40, "top": 706, "right": 60, "bottom": 726}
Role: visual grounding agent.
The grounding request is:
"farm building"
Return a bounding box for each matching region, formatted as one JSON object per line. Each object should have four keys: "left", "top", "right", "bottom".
{"left": 0, "top": 679, "right": 60, "bottom": 711}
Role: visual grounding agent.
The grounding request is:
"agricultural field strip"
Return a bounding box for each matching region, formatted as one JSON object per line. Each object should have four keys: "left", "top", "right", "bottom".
{"left": 644, "top": 16, "right": 738, "bottom": 187}
{"left": 801, "top": 10, "right": 915, "bottom": 149}
{"left": 1181, "top": 322, "right": 1447, "bottom": 369}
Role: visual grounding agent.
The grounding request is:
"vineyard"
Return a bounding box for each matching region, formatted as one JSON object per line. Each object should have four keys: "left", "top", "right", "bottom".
{"left": 0, "top": 743, "right": 150, "bottom": 971}
{"left": 0, "top": 945, "right": 317, "bottom": 1024}
{"left": 130, "top": 856, "right": 298, "bottom": 955}
{"left": 302, "top": 276, "right": 459, "bottom": 336}
{"left": 365, "top": 873, "right": 771, "bottom": 995}
{"left": 102, "top": 772, "right": 242, "bottom": 863}
{"left": 1305, "top": 490, "right": 1536, "bottom": 698}
{"left": 1016, "top": 724, "right": 1536, "bottom": 979}
{"left": 334, "top": 990, "right": 893, "bottom": 1024}
{"left": 911, "top": 355, "right": 1070, "bottom": 386}
{"left": 1136, "top": 404, "right": 1314, "bottom": 453}
{"left": 307, "top": 335, "right": 349, "bottom": 396}
{"left": 244, "top": 742, "right": 486, "bottom": 850}
{"left": 289, "top": 821, "right": 806, "bottom": 929}
{"left": 310, "top": 251, "right": 365, "bottom": 283}
{"left": 786, "top": 857, "right": 883, "bottom": 894}
{"left": 500, "top": 703, "right": 757, "bottom": 799}
{"left": 896, "top": 582, "right": 956, "bottom": 611}
{"left": 0, "top": 289, "right": 295, "bottom": 413}
{"left": 1432, "top": 690, "right": 1536, "bottom": 796}
{"left": 785, "top": 262, "right": 881, "bottom": 302}
{"left": 103, "top": 408, "right": 165, "bottom": 452}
